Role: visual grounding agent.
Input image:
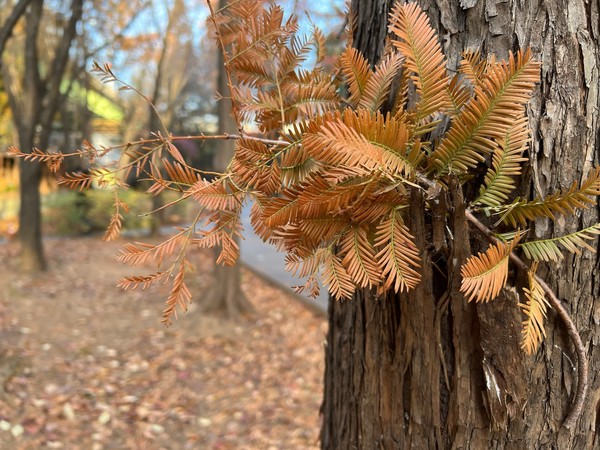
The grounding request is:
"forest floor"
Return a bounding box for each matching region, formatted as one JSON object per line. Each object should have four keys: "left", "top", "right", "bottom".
{"left": 0, "top": 237, "right": 326, "bottom": 449}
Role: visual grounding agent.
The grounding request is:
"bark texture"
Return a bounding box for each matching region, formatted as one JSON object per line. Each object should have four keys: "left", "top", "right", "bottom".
{"left": 321, "top": 0, "right": 600, "bottom": 448}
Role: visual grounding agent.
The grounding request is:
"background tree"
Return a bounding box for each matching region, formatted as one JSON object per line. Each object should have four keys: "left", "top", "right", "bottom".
{"left": 1, "top": 0, "right": 148, "bottom": 270}
{"left": 321, "top": 0, "right": 600, "bottom": 448}
{"left": 114, "top": 1, "right": 217, "bottom": 235}
{"left": 0, "top": 0, "right": 32, "bottom": 64}
{"left": 202, "top": 0, "right": 253, "bottom": 316}
{"left": 146, "top": 0, "right": 191, "bottom": 235}
{"left": 2, "top": 0, "right": 83, "bottom": 271}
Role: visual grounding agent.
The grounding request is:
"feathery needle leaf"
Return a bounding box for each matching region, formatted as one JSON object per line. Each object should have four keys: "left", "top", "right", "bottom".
{"left": 501, "top": 166, "right": 600, "bottom": 227}
{"left": 430, "top": 49, "right": 540, "bottom": 175}
{"left": 374, "top": 211, "right": 421, "bottom": 293}
{"left": 473, "top": 116, "right": 529, "bottom": 207}
{"left": 460, "top": 236, "right": 520, "bottom": 302}
{"left": 161, "top": 264, "right": 192, "bottom": 326}
{"left": 389, "top": 2, "right": 451, "bottom": 120}
{"left": 518, "top": 264, "right": 550, "bottom": 354}
{"left": 520, "top": 223, "right": 600, "bottom": 262}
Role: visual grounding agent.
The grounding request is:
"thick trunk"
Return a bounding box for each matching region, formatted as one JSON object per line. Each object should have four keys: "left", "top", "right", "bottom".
{"left": 14, "top": 0, "right": 45, "bottom": 272}
{"left": 321, "top": 0, "right": 600, "bottom": 448}
{"left": 18, "top": 137, "right": 45, "bottom": 272}
{"left": 203, "top": 252, "right": 253, "bottom": 317}
{"left": 18, "top": 123, "right": 51, "bottom": 271}
{"left": 8, "top": 0, "right": 83, "bottom": 272}
{"left": 202, "top": 0, "right": 253, "bottom": 317}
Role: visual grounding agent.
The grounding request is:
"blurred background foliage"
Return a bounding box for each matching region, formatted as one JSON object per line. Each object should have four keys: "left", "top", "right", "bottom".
{"left": 42, "top": 190, "right": 189, "bottom": 236}
{"left": 0, "top": 0, "right": 344, "bottom": 241}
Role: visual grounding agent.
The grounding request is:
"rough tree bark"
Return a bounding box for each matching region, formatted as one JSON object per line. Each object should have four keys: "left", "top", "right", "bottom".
{"left": 321, "top": 0, "right": 600, "bottom": 448}
{"left": 2, "top": 0, "right": 83, "bottom": 271}
{"left": 202, "top": 0, "right": 253, "bottom": 317}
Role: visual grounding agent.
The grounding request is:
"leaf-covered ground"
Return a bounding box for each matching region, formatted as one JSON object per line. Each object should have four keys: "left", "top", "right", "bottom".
{"left": 0, "top": 237, "right": 326, "bottom": 449}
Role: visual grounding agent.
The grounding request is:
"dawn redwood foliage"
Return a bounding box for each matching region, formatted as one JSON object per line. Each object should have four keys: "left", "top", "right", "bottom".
{"left": 11, "top": 0, "right": 600, "bottom": 441}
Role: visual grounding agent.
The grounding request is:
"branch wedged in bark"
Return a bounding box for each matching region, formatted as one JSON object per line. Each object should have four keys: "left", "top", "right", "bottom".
{"left": 465, "top": 209, "right": 588, "bottom": 429}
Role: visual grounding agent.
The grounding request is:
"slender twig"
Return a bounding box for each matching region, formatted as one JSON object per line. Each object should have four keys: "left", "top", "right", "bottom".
{"left": 171, "top": 133, "right": 286, "bottom": 146}
{"left": 465, "top": 209, "right": 588, "bottom": 429}
{"left": 214, "top": 0, "right": 244, "bottom": 14}
{"left": 9, "top": 133, "right": 287, "bottom": 158}
{"left": 148, "top": 132, "right": 285, "bottom": 146}
{"left": 274, "top": 62, "right": 287, "bottom": 127}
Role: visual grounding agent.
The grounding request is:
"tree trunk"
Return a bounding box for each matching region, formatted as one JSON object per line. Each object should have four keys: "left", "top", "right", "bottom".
{"left": 18, "top": 139, "right": 45, "bottom": 271}
{"left": 203, "top": 248, "right": 253, "bottom": 317}
{"left": 15, "top": 0, "right": 46, "bottom": 272}
{"left": 321, "top": 0, "right": 600, "bottom": 448}
{"left": 4, "top": 0, "right": 83, "bottom": 272}
{"left": 146, "top": 0, "right": 173, "bottom": 237}
{"left": 202, "top": 0, "right": 253, "bottom": 317}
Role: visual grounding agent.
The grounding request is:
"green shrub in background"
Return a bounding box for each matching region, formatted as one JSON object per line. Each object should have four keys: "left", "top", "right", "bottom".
{"left": 42, "top": 190, "right": 189, "bottom": 236}
{"left": 43, "top": 191, "right": 93, "bottom": 235}
{"left": 86, "top": 190, "right": 153, "bottom": 233}
{"left": 43, "top": 190, "right": 152, "bottom": 235}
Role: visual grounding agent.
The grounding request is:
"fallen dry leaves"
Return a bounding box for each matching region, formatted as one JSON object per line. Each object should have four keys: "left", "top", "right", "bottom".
{"left": 0, "top": 237, "right": 326, "bottom": 449}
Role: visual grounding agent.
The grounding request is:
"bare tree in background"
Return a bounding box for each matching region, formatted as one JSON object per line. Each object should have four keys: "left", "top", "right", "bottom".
{"left": 2, "top": 0, "right": 83, "bottom": 271}
{"left": 2, "top": 0, "right": 146, "bottom": 270}
{"left": 0, "top": 0, "right": 33, "bottom": 63}
{"left": 202, "top": 0, "right": 253, "bottom": 317}
{"left": 147, "top": 0, "right": 192, "bottom": 236}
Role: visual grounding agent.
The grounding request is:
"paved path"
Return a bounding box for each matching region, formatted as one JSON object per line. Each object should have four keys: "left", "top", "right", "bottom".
{"left": 239, "top": 205, "right": 328, "bottom": 312}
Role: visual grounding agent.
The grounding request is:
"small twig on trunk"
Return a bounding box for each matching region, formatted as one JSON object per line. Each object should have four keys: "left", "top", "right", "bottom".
{"left": 465, "top": 209, "right": 588, "bottom": 430}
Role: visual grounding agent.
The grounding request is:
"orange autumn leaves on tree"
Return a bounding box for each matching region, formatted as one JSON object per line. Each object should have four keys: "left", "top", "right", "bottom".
{"left": 11, "top": 2, "right": 600, "bottom": 356}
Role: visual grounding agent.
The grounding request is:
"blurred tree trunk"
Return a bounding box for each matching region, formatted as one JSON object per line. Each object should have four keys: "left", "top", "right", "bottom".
{"left": 320, "top": 0, "right": 600, "bottom": 448}
{"left": 0, "top": 0, "right": 33, "bottom": 66}
{"left": 147, "top": 0, "right": 190, "bottom": 236}
{"left": 203, "top": 0, "right": 253, "bottom": 317}
{"left": 2, "top": 0, "right": 83, "bottom": 271}
{"left": 147, "top": 1, "right": 175, "bottom": 237}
